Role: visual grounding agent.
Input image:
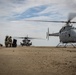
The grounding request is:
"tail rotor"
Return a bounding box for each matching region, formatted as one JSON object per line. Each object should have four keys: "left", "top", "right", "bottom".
{"left": 46, "top": 28, "right": 49, "bottom": 40}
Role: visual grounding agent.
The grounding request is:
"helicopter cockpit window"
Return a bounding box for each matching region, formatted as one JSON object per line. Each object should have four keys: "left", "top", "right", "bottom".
{"left": 60, "top": 27, "right": 65, "bottom": 33}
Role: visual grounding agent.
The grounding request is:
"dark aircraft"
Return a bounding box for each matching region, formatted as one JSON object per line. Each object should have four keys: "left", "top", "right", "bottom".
{"left": 15, "top": 35, "right": 42, "bottom": 46}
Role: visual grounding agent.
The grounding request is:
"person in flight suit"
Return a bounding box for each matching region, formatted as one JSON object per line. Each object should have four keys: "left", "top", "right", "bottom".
{"left": 8, "top": 36, "right": 12, "bottom": 47}
{"left": 5, "top": 36, "right": 9, "bottom": 47}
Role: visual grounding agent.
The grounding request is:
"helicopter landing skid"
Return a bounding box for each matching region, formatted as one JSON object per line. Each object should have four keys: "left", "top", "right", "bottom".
{"left": 56, "top": 42, "right": 76, "bottom": 48}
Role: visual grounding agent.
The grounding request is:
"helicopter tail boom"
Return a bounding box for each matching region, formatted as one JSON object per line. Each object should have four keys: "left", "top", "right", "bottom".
{"left": 46, "top": 28, "right": 59, "bottom": 40}
{"left": 49, "top": 33, "right": 59, "bottom": 36}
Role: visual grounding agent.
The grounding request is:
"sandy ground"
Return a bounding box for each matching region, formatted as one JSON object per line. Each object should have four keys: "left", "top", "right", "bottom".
{"left": 0, "top": 46, "right": 76, "bottom": 75}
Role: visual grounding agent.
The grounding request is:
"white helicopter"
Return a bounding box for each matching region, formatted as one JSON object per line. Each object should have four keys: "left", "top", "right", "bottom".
{"left": 26, "top": 13, "right": 76, "bottom": 47}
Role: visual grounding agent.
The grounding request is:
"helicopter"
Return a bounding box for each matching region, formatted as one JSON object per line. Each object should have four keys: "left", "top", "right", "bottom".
{"left": 15, "top": 35, "right": 42, "bottom": 46}
{"left": 26, "top": 13, "right": 76, "bottom": 47}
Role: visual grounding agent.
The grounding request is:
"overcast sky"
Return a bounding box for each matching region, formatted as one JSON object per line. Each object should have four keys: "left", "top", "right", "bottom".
{"left": 0, "top": 0, "right": 76, "bottom": 46}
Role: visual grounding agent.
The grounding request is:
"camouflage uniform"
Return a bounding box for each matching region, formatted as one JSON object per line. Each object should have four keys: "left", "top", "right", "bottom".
{"left": 8, "top": 36, "right": 12, "bottom": 47}
{"left": 5, "top": 36, "right": 9, "bottom": 47}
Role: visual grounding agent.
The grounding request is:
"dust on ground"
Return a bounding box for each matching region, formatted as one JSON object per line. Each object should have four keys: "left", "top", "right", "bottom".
{"left": 0, "top": 46, "right": 76, "bottom": 75}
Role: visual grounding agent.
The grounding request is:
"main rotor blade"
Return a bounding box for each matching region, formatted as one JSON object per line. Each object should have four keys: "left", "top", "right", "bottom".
{"left": 26, "top": 20, "right": 76, "bottom": 23}
{"left": 14, "top": 36, "right": 43, "bottom": 39}
{"left": 14, "top": 37, "right": 25, "bottom": 39}
{"left": 14, "top": 37, "right": 35, "bottom": 39}
{"left": 68, "top": 13, "right": 76, "bottom": 21}
{"left": 71, "top": 22, "right": 76, "bottom": 23}
{"left": 26, "top": 20, "right": 66, "bottom": 23}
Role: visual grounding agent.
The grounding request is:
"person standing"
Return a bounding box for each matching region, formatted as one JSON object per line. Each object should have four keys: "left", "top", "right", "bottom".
{"left": 8, "top": 36, "right": 12, "bottom": 47}
{"left": 5, "top": 36, "right": 9, "bottom": 47}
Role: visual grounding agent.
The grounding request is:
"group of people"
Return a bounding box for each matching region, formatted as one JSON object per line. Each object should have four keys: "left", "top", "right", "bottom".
{"left": 5, "top": 36, "right": 12, "bottom": 47}
{"left": 5, "top": 36, "right": 17, "bottom": 47}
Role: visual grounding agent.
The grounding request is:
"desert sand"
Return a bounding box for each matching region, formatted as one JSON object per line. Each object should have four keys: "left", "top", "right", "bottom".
{"left": 0, "top": 46, "right": 76, "bottom": 75}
